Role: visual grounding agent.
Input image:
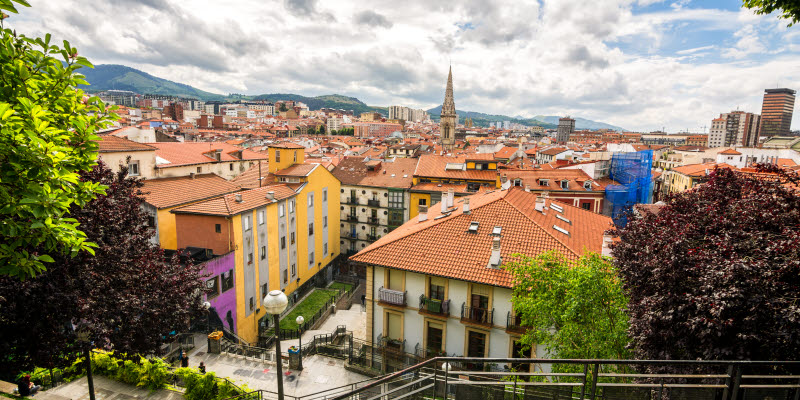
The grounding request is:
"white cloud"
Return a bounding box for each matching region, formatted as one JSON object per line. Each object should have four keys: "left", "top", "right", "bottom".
{"left": 7, "top": 0, "right": 798, "bottom": 132}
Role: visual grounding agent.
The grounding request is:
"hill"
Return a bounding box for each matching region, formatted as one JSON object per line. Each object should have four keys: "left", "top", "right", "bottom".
{"left": 426, "top": 106, "right": 556, "bottom": 129}
{"left": 78, "top": 64, "right": 225, "bottom": 101}
{"left": 534, "top": 115, "right": 626, "bottom": 131}
{"left": 252, "top": 93, "right": 386, "bottom": 115}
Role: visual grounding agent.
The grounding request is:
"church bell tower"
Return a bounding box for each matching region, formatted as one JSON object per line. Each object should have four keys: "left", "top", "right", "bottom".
{"left": 440, "top": 66, "right": 456, "bottom": 153}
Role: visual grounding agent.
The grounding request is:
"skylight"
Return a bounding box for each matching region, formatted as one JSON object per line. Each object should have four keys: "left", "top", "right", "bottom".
{"left": 468, "top": 221, "right": 479, "bottom": 233}
{"left": 492, "top": 226, "right": 502, "bottom": 236}
{"left": 550, "top": 203, "right": 564, "bottom": 213}
{"left": 553, "top": 225, "right": 569, "bottom": 235}
{"left": 445, "top": 163, "right": 466, "bottom": 170}
{"left": 556, "top": 214, "right": 571, "bottom": 224}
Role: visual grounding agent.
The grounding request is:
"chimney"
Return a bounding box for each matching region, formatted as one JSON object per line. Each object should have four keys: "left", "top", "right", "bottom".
{"left": 487, "top": 236, "right": 502, "bottom": 268}
{"left": 535, "top": 196, "right": 545, "bottom": 213}
{"left": 441, "top": 194, "right": 448, "bottom": 213}
{"left": 601, "top": 233, "right": 613, "bottom": 258}
{"left": 418, "top": 205, "right": 428, "bottom": 222}
{"left": 189, "top": 172, "right": 196, "bottom": 179}
{"left": 447, "top": 188, "right": 454, "bottom": 208}
{"left": 234, "top": 193, "right": 243, "bottom": 203}
{"left": 266, "top": 191, "right": 275, "bottom": 201}
{"left": 524, "top": 184, "right": 530, "bottom": 193}
{"left": 463, "top": 197, "right": 471, "bottom": 214}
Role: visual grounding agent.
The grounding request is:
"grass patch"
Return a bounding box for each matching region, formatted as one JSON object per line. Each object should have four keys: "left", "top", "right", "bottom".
{"left": 279, "top": 289, "right": 338, "bottom": 331}
{"left": 328, "top": 282, "right": 353, "bottom": 292}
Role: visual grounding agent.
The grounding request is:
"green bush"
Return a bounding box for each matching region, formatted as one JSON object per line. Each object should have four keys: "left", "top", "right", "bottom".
{"left": 174, "top": 367, "right": 247, "bottom": 400}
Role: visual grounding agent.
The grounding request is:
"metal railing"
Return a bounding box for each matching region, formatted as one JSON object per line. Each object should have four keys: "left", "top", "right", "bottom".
{"left": 419, "top": 295, "right": 450, "bottom": 316}
{"left": 366, "top": 234, "right": 379, "bottom": 241}
{"left": 367, "top": 216, "right": 379, "bottom": 224}
{"left": 506, "top": 311, "right": 527, "bottom": 332}
{"left": 378, "top": 286, "right": 406, "bottom": 306}
{"left": 367, "top": 199, "right": 381, "bottom": 207}
{"left": 343, "top": 197, "right": 358, "bottom": 205}
{"left": 346, "top": 215, "right": 358, "bottom": 222}
{"left": 461, "top": 303, "right": 493, "bottom": 325}
{"left": 324, "top": 358, "right": 800, "bottom": 400}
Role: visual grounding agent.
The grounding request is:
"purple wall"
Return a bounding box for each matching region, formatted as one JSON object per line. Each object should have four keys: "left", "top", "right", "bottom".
{"left": 201, "top": 252, "right": 237, "bottom": 334}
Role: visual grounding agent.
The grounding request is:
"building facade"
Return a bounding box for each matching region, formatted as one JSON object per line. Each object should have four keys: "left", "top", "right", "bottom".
{"left": 708, "top": 111, "right": 761, "bottom": 148}
{"left": 556, "top": 117, "right": 575, "bottom": 143}
{"left": 759, "top": 88, "right": 796, "bottom": 137}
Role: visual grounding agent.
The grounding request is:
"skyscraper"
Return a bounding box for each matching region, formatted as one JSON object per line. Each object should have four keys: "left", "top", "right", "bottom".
{"left": 759, "top": 88, "right": 796, "bottom": 137}
{"left": 440, "top": 67, "right": 456, "bottom": 152}
{"left": 557, "top": 117, "right": 575, "bottom": 143}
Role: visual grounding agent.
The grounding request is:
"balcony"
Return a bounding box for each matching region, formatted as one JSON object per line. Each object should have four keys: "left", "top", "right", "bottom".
{"left": 343, "top": 231, "right": 358, "bottom": 240}
{"left": 346, "top": 215, "right": 358, "bottom": 222}
{"left": 366, "top": 217, "right": 380, "bottom": 224}
{"left": 367, "top": 234, "right": 379, "bottom": 241}
{"left": 367, "top": 199, "right": 381, "bottom": 207}
{"left": 342, "top": 197, "right": 358, "bottom": 205}
{"left": 461, "top": 303, "right": 493, "bottom": 326}
{"left": 507, "top": 311, "right": 528, "bottom": 333}
{"left": 378, "top": 286, "right": 406, "bottom": 307}
{"left": 418, "top": 295, "right": 450, "bottom": 317}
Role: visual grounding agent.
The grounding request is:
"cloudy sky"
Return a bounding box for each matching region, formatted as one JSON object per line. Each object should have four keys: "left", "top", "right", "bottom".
{"left": 9, "top": 0, "right": 800, "bottom": 131}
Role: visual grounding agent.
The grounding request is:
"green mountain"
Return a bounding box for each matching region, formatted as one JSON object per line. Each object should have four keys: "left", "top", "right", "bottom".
{"left": 252, "top": 93, "right": 386, "bottom": 115}
{"left": 426, "top": 105, "right": 557, "bottom": 129}
{"left": 78, "top": 64, "right": 225, "bottom": 101}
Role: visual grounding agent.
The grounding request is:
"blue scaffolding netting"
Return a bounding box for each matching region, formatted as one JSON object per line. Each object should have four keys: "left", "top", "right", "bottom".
{"left": 604, "top": 150, "right": 653, "bottom": 227}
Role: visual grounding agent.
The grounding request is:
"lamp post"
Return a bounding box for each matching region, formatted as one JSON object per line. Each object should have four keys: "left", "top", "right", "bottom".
{"left": 203, "top": 301, "right": 211, "bottom": 333}
{"left": 441, "top": 362, "right": 451, "bottom": 400}
{"left": 295, "top": 315, "right": 304, "bottom": 371}
{"left": 264, "top": 290, "right": 288, "bottom": 400}
{"left": 73, "top": 323, "right": 95, "bottom": 400}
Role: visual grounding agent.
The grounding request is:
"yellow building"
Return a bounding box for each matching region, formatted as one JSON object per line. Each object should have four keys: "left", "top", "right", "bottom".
{"left": 409, "top": 154, "right": 500, "bottom": 218}
{"left": 662, "top": 162, "right": 731, "bottom": 195}
{"left": 171, "top": 143, "right": 341, "bottom": 344}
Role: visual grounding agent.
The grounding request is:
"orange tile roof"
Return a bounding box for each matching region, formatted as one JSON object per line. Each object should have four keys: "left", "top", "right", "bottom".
{"left": 493, "top": 146, "right": 518, "bottom": 160}
{"left": 230, "top": 161, "right": 275, "bottom": 189}
{"left": 672, "top": 162, "right": 735, "bottom": 177}
{"left": 140, "top": 174, "right": 241, "bottom": 209}
{"left": 274, "top": 163, "right": 318, "bottom": 177}
{"left": 502, "top": 169, "right": 615, "bottom": 191}
{"left": 150, "top": 142, "right": 267, "bottom": 168}
{"left": 97, "top": 135, "right": 156, "bottom": 152}
{"left": 719, "top": 148, "right": 742, "bottom": 155}
{"left": 414, "top": 155, "right": 498, "bottom": 181}
{"left": 539, "top": 147, "right": 569, "bottom": 156}
{"left": 171, "top": 184, "right": 297, "bottom": 216}
{"left": 332, "top": 157, "right": 417, "bottom": 188}
{"left": 350, "top": 187, "right": 613, "bottom": 287}
{"left": 410, "top": 182, "right": 494, "bottom": 194}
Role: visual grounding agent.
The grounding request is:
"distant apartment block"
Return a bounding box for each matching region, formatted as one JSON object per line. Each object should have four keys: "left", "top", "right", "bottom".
{"left": 708, "top": 111, "right": 760, "bottom": 148}
{"left": 352, "top": 122, "right": 403, "bottom": 138}
{"left": 759, "top": 88, "right": 796, "bottom": 137}
{"left": 327, "top": 117, "right": 343, "bottom": 133}
{"left": 97, "top": 90, "right": 137, "bottom": 107}
{"left": 388, "top": 105, "right": 430, "bottom": 122}
{"left": 556, "top": 117, "right": 575, "bottom": 143}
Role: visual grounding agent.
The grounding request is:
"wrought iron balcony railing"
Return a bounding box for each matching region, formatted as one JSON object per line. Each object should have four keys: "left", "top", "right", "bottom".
{"left": 378, "top": 287, "right": 406, "bottom": 306}
{"left": 507, "top": 311, "right": 527, "bottom": 332}
{"left": 461, "top": 303, "right": 493, "bottom": 325}
{"left": 419, "top": 295, "right": 450, "bottom": 316}
{"left": 367, "top": 199, "right": 381, "bottom": 207}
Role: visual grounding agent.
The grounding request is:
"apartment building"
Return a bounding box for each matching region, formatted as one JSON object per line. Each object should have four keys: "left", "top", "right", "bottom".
{"left": 171, "top": 143, "right": 341, "bottom": 343}
{"left": 149, "top": 142, "right": 268, "bottom": 179}
{"left": 332, "top": 157, "right": 418, "bottom": 256}
{"left": 350, "top": 188, "right": 613, "bottom": 368}
{"left": 499, "top": 169, "right": 615, "bottom": 213}
{"left": 708, "top": 111, "right": 760, "bottom": 148}
{"left": 97, "top": 135, "right": 157, "bottom": 179}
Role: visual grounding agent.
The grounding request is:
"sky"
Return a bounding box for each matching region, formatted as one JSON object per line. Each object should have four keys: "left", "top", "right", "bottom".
{"left": 9, "top": 0, "right": 800, "bottom": 132}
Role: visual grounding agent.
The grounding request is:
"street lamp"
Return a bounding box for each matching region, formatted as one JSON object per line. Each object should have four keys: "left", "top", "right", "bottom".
{"left": 441, "top": 362, "right": 452, "bottom": 400}
{"left": 295, "top": 315, "right": 304, "bottom": 371}
{"left": 72, "top": 322, "right": 95, "bottom": 400}
{"left": 203, "top": 301, "right": 211, "bottom": 333}
{"left": 264, "top": 290, "right": 288, "bottom": 400}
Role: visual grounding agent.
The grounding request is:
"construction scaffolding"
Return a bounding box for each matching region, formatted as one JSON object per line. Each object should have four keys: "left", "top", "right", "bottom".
{"left": 604, "top": 150, "right": 653, "bottom": 227}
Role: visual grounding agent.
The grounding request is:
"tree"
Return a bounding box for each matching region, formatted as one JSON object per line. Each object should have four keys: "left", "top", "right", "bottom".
{"left": 506, "top": 252, "right": 631, "bottom": 368}
{"left": 318, "top": 124, "right": 326, "bottom": 135}
{"left": 278, "top": 102, "right": 288, "bottom": 112}
{"left": 611, "top": 166, "right": 800, "bottom": 362}
{"left": 742, "top": 0, "right": 800, "bottom": 26}
{"left": 0, "top": 0, "right": 116, "bottom": 278}
{"left": 0, "top": 161, "right": 205, "bottom": 377}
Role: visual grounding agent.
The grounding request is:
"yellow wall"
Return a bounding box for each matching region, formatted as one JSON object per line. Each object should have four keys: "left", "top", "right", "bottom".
{"left": 409, "top": 192, "right": 431, "bottom": 219}
{"left": 157, "top": 208, "right": 178, "bottom": 250}
{"left": 267, "top": 147, "right": 304, "bottom": 173}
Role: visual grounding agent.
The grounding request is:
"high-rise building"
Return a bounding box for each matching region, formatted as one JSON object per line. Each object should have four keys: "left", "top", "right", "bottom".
{"left": 557, "top": 117, "right": 575, "bottom": 143}
{"left": 389, "top": 105, "right": 429, "bottom": 122}
{"left": 440, "top": 67, "right": 456, "bottom": 152}
{"left": 759, "top": 88, "right": 796, "bottom": 137}
{"left": 708, "top": 111, "right": 761, "bottom": 148}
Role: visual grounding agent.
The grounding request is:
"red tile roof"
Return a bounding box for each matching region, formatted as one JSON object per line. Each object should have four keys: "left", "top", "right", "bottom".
{"left": 97, "top": 135, "right": 156, "bottom": 152}
{"left": 332, "top": 157, "right": 417, "bottom": 188}
{"left": 230, "top": 161, "right": 275, "bottom": 189}
{"left": 502, "top": 169, "right": 616, "bottom": 191}
{"left": 350, "top": 187, "right": 613, "bottom": 287}
{"left": 270, "top": 142, "right": 305, "bottom": 149}
{"left": 672, "top": 162, "right": 735, "bottom": 177}
{"left": 150, "top": 142, "right": 267, "bottom": 168}
{"left": 539, "top": 147, "right": 569, "bottom": 156}
{"left": 719, "top": 148, "right": 742, "bottom": 155}
{"left": 493, "top": 146, "right": 518, "bottom": 160}
{"left": 414, "top": 155, "right": 498, "bottom": 181}
{"left": 140, "top": 174, "right": 241, "bottom": 209}
{"left": 274, "top": 163, "right": 318, "bottom": 177}
{"left": 171, "top": 184, "right": 297, "bottom": 216}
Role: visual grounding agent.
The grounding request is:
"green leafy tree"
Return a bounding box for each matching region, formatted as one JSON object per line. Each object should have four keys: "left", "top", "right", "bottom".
{"left": 278, "top": 102, "right": 288, "bottom": 112}
{"left": 506, "top": 252, "right": 631, "bottom": 370}
{"left": 0, "top": 0, "right": 116, "bottom": 278}
{"left": 742, "top": 0, "right": 800, "bottom": 25}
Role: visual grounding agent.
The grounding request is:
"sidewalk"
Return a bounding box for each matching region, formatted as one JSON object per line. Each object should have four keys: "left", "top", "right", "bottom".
{"left": 276, "top": 303, "right": 367, "bottom": 350}
{"left": 45, "top": 376, "right": 181, "bottom": 400}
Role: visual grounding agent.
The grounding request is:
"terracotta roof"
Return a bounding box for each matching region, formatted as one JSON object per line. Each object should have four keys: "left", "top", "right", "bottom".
{"left": 503, "top": 169, "right": 615, "bottom": 191}
{"left": 140, "top": 174, "right": 241, "bottom": 209}
{"left": 464, "top": 153, "right": 496, "bottom": 161}
{"left": 97, "top": 135, "right": 156, "bottom": 152}
{"left": 719, "top": 148, "right": 742, "bottom": 155}
{"left": 494, "top": 146, "right": 518, "bottom": 160}
{"left": 350, "top": 187, "right": 613, "bottom": 287}
{"left": 274, "top": 163, "right": 318, "bottom": 177}
{"left": 150, "top": 142, "right": 267, "bottom": 168}
{"left": 171, "top": 184, "right": 297, "bottom": 216}
{"left": 410, "top": 182, "right": 494, "bottom": 194}
{"left": 231, "top": 161, "right": 275, "bottom": 189}
{"left": 539, "top": 147, "right": 569, "bottom": 156}
{"left": 270, "top": 142, "right": 305, "bottom": 149}
{"left": 414, "top": 155, "right": 498, "bottom": 181}
{"left": 332, "top": 157, "right": 417, "bottom": 188}
{"left": 672, "top": 162, "right": 735, "bottom": 177}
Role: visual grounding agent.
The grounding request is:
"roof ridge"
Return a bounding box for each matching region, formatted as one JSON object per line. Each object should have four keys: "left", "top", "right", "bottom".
{"left": 503, "top": 189, "right": 580, "bottom": 258}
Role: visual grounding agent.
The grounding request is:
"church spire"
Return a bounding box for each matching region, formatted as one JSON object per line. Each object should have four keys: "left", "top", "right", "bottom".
{"left": 442, "top": 66, "right": 456, "bottom": 116}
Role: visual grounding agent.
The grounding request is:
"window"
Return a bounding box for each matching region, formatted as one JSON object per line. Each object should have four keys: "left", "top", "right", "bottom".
{"left": 308, "top": 192, "right": 314, "bottom": 207}
{"left": 293, "top": 151, "right": 297, "bottom": 162}
{"left": 538, "top": 179, "right": 549, "bottom": 186}
{"left": 291, "top": 263, "right": 296, "bottom": 277}
{"left": 276, "top": 150, "right": 281, "bottom": 162}
{"left": 279, "top": 204, "right": 285, "bottom": 217}
{"left": 147, "top": 215, "right": 155, "bottom": 228}
{"left": 197, "top": 166, "right": 202, "bottom": 173}
{"left": 561, "top": 180, "right": 569, "bottom": 189}
{"left": 247, "top": 252, "right": 253, "bottom": 265}
{"left": 309, "top": 223, "right": 314, "bottom": 236}
{"left": 323, "top": 189, "right": 327, "bottom": 202}
{"left": 323, "top": 216, "right": 328, "bottom": 228}
{"left": 249, "top": 297, "right": 254, "bottom": 311}
{"left": 429, "top": 277, "right": 446, "bottom": 301}
{"left": 205, "top": 277, "right": 220, "bottom": 298}
{"left": 128, "top": 160, "right": 140, "bottom": 176}
{"left": 418, "top": 198, "right": 427, "bottom": 206}
{"left": 309, "top": 252, "right": 314, "bottom": 266}
{"left": 262, "top": 283, "right": 268, "bottom": 298}
{"left": 282, "top": 269, "right": 288, "bottom": 284}
{"left": 215, "top": 223, "right": 221, "bottom": 233}
{"left": 229, "top": 163, "right": 233, "bottom": 171}
{"left": 261, "top": 246, "right": 266, "bottom": 260}
{"left": 281, "top": 236, "right": 286, "bottom": 249}
{"left": 514, "top": 179, "right": 522, "bottom": 187}
{"left": 581, "top": 202, "right": 592, "bottom": 211}
{"left": 388, "top": 191, "right": 403, "bottom": 208}
{"left": 323, "top": 243, "right": 328, "bottom": 255}
{"left": 258, "top": 211, "right": 265, "bottom": 225}
{"left": 289, "top": 200, "right": 294, "bottom": 213}
{"left": 291, "top": 232, "right": 295, "bottom": 245}
{"left": 244, "top": 216, "right": 251, "bottom": 231}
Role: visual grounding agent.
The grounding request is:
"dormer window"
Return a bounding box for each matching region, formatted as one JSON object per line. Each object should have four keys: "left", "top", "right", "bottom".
{"left": 584, "top": 181, "right": 592, "bottom": 190}
{"left": 560, "top": 180, "right": 569, "bottom": 190}
{"left": 538, "top": 179, "right": 549, "bottom": 186}
{"left": 514, "top": 179, "right": 522, "bottom": 187}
